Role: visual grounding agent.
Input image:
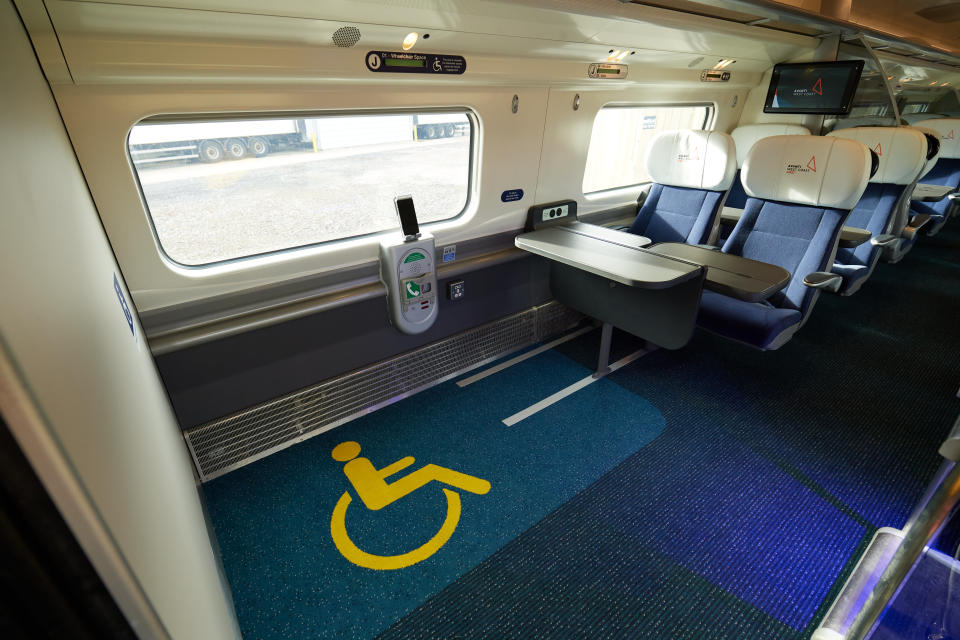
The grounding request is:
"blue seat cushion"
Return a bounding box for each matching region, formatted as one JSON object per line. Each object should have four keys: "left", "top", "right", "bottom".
{"left": 910, "top": 158, "right": 960, "bottom": 219}
{"left": 722, "top": 198, "right": 846, "bottom": 314}
{"left": 725, "top": 170, "right": 748, "bottom": 209}
{"left": 697, "top": 290, "right": 802, "bottom": 350}
{"left": 836, "top": 183, "right": 904, "bottom": 267}
{"left": 831, "top": 262, "right": 870, "bottom": 295}
{"left": 629, "top": 183, "right": 722, "bottom": 245}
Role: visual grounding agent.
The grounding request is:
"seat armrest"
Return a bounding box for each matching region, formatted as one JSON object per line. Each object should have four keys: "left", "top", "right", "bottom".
{"left": 870, "top": 233, "right": 898, "bottom": 247}
{"left": 803, "top": 271, "right": 842, "bottom": 293}
{"left": 693, "top": 243, "right": 720, "bottom": 251}
{"left": 939, "top": 414, "right": 960, "bottom": 462}
{"left": 909, "top": 213, "right": 932, "bottom": 230}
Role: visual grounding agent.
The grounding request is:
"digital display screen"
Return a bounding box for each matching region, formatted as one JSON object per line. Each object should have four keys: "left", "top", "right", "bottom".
{"left": 385, "top": 58, "right": 425, "bottom": 68}
{"left": 764, "top": 60, "right": 864, "bottom": 115}
{"left": 597, "top": 67, "right": 621, "bottom": 75}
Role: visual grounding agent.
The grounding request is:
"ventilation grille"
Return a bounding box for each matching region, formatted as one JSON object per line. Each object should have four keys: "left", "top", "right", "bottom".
{"left": 331, "top": 26, "right": 361, "bottom": 47}
{"left": 185, "top": 303, "right": 582, "bottom": 481}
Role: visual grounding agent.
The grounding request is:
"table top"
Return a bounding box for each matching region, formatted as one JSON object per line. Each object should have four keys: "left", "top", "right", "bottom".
{"left": 720, "top": 207, "right": 871, "bottom": 248}
{"left": 912, "top": 183, "right": 955, "bottom": 202}
{"left": 646, "top": 242, "right": 791, "bottom": 303}
{"left": 561, "top": 221, "right": 652, "bottom": 249}
{"left": 515, "top": 226, "right": 702, "bottom": 289}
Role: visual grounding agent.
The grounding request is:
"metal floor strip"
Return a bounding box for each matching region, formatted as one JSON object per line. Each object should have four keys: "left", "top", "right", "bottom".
{"left": 456, "top": 325, "right": 595, "bottom": 388}
{"left": 502, "top": 348, "right": 649, "bottom": 427}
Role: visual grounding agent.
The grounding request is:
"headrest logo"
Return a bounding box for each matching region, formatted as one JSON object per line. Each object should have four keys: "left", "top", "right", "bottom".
{"left": 873, "top": 142, "right": 882, "bottom": 156}
{"left": 786, "top": 155, "right": 817, "bottom": 175}
{"left": 812, "top": 77, "right": 823, "bottom": 96}
{"left": 676, "top": 146, "right": 702, "bottom": 163}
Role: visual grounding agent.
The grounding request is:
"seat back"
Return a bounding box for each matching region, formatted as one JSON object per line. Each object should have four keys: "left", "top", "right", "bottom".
{"left": 727, "top": 124, "right": 811, "bottom": 208}
{"left": 724, "top": 135, "right": 871, "bottom": 316}
{"left": 906, "top": 118, "right": 960, "bottom": 218}
{"left": 826, "top": 126, "right": 927, "bottom": 266}
{"left": 629, "top": 129, "right": 736, "bottom": 244}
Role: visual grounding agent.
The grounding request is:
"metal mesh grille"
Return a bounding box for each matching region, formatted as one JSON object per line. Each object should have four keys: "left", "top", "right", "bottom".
{"left": 186, "top": 303, "right": 582, "bottom": 481}
{"left": 331, "top": 26, "right": 361, "bottom": 48}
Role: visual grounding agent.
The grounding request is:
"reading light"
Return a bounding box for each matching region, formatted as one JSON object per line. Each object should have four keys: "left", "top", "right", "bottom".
{"left": 606, "top": 49, "right": 628, "bottom": 63}
{"left": 402, "top": 32, "right": 418, "bottom": 51}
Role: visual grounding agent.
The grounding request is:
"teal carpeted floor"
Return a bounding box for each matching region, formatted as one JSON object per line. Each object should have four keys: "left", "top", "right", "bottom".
{"left": 204, "top": 224, "right": 960, "bottom": 639}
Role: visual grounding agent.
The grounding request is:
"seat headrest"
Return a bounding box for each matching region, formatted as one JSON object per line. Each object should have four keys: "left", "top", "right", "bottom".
{"left": 826, "top": 127, "right": 927, "bottom": 185}
{"left": 742, "top": 135, "right": 871, "bottom": 210}
{"left": 645, "top": 129, "right": 737, "bottom": 191}
{"left": 910, "top": 126, "right": 942, "bottom": 179}
{"left": 730, "top": 124, "right": 811, "bottom": 168}
{"left": 908, "top": 118, "right": 960, "bottom": 159}
{"left": 831, "top": 116, "right": 899, "bottom": 131}
{"left": 902, "top": 113, "right": 945, "bottom": 125}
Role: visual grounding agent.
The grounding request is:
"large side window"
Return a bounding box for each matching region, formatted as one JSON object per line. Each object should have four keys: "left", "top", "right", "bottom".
{"left": 582, "top": 105, "right": 712, "bottom": 194}
{"left": 128, "top": 112, "right": 473, "bottom": 266}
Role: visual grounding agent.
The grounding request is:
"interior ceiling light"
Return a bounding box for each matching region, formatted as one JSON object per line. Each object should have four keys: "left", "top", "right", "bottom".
{"left": 402, "top": 32, "right": 418, "bottom": 51}
{"left": 713, "top": 58, "right": 736, "bottom": 70}
{"left": 606, "top": 49, "right": 629, "bottom": 63}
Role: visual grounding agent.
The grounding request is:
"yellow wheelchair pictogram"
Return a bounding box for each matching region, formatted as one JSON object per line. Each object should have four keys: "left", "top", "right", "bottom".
{"left": 329, "top": 441, "right": 490, "bottom": 570}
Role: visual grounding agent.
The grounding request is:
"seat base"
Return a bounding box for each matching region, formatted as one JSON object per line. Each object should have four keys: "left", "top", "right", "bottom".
{"left": 696, "top": 289, "right": 803, "bottom": 351}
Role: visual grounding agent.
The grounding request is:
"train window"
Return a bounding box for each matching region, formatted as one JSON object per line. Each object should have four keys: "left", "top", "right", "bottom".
{"left": 582, "top": 105, "right": 712, "bottom": 194}
{"left": 128, "top": 112, "right": 473, "bottom": 266}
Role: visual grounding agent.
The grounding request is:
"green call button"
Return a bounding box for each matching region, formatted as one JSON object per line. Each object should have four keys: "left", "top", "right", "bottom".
{"left": 404, "top": 252, "right": 426, "bottom": 264}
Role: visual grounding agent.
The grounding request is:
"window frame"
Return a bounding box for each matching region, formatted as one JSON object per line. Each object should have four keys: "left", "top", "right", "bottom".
{"left": 126, "top": 108, "right": 479, "bottom": 269}
{"left": 581, "top": 102, "right": 715, "bottom": 197}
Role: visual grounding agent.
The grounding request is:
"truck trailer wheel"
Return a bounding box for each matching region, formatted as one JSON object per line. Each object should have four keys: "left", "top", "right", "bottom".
{"left": 224, "top": 138, "right": 247, "bottom": 160}
{"left": 198, "top": 140, "right": 224, "bottom": 162}
{"left": 248, "top": 136, "right": 270, "bottom": 157}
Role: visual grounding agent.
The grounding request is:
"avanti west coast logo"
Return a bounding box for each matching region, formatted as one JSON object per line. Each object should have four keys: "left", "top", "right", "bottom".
{"left": 676, "top": 145, "right": 702, "bottom": 163}
{"left": 786, "top": 156, "right": 817, "bottom": 175}
{"left": 792, "top": 76, "right": 824, "bottom": 97}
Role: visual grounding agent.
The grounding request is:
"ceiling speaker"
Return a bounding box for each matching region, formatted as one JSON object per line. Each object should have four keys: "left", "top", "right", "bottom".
{"left": 332, "top": 26, "right": 361, "bottom": 47}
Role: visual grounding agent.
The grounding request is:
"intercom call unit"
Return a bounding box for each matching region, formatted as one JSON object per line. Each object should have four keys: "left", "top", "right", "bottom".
{"left": 380, "top": 196, "right": 438, "bottom": 335}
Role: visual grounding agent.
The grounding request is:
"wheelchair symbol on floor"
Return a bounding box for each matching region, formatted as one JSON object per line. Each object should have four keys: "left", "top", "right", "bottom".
{"left": 329, "top": 441, "right": 490, "bottom": 570}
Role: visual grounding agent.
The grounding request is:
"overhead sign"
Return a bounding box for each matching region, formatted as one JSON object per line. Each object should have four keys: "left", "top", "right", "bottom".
{"left": 366, "top": 51, "right": 466, "bottom": 75}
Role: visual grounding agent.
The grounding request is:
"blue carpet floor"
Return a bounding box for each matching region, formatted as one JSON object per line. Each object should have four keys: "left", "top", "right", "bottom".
{"left": 204, "top": 224, "right": 960, "bottom": 639}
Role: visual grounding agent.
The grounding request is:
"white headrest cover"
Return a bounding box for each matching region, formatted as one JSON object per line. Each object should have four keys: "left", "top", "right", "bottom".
{"left": 742, "top": 136, "right": 871, "bottom": 210}
{"left": 827, "top": 127, "right": 926, "bottom": 185}
{"left": 730, "top": 124, "right": 811, "bottom": 168}
{"left": 909, "top": 118, "right": 960, "bottom": 159}
{"left": 911, "top": 126, "right": 942, "bottom": 179}
{"left": 902, "top": 113, "right": 945, "bottom": 125}
{"left": 645, "top": 129, "right": 737, "bottom": 191}
{"left": 831, "top": 116, "right": 899, "bottom": 131}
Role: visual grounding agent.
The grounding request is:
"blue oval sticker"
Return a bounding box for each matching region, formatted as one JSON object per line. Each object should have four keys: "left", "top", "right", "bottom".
{"left": 501, "top": 189, "right": 524, "bottom": 203}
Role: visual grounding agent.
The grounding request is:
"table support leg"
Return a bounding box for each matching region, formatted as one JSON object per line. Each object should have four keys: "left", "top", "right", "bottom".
{"left": 595, "top": 322, "right": 613, "bottom": 378}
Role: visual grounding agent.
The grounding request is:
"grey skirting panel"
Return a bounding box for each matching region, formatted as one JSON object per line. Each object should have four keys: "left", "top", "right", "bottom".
{"left": 184, "top": 301, "right": 583, "bottom": 481}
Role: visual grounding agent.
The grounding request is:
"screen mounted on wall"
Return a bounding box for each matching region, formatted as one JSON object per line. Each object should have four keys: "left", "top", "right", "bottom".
{"left": 763, "top": 60, "right": 864, "bottom": 115}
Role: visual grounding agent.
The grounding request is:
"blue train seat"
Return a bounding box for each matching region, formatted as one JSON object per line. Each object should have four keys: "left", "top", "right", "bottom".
{"left": 825, "top": 126, "right": 928, "bottom": 295}
{"left": 727, "top": 124, "right": 810, "bottom": 209}
{"left": 696, "top": 135, "right": 872, "bottom": 350}
{"left": 881, "top": 126, "right": 942, "bottom": 263}
{"left": 627, "top": 129, "right": 736, "bottom": 245}
{"left": 905, "top": 117, "right": 960, "bottom": 235}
